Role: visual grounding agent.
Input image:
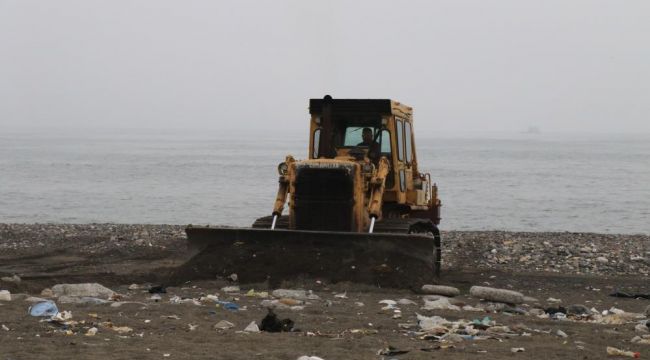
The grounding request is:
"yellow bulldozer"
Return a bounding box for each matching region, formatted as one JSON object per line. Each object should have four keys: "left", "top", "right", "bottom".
{"left": 180, "top": 96, "right": 442, "bottom": 288}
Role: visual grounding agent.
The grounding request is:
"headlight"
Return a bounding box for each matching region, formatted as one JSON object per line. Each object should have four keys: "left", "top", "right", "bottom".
{"left": 277, "top": 162, "right": 289, "bottom": 175}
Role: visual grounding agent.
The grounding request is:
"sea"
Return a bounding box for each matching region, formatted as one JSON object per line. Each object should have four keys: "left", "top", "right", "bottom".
{"left": 1, "top": 128, "right": 648, "bottom": 234}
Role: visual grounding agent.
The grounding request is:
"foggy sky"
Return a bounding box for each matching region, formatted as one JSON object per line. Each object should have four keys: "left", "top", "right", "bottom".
{"left": 1, "top": 0, "right": 649, "bottom": 134}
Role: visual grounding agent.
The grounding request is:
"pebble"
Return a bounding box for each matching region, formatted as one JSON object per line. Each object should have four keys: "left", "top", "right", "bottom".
{"left": 421, "top": 285, "right": 461, "bottom": 297}
{"left": 470, "top": 286, "right": 524, "bottom": 304}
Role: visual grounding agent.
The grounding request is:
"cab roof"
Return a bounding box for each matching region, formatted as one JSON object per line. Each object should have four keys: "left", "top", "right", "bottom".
{"left": 309, "top": 97, "right": 413, "bottom": 119}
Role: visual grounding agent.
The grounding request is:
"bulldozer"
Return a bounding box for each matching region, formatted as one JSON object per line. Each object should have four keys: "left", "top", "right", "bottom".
{"left": 180, "top": 96, "right": 442, "bottom": 288}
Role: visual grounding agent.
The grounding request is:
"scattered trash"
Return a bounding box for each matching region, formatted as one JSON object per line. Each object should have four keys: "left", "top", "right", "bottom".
{"left": 163, "top": 315, "right": 181, "bottom": 320}
{"left": 200, "top": 294, "right": 220, "bottom": 302}
{"left": 111, "top": 326, "right": 133, "bottom": 334}
{"left": 169, "top": 296, "right": 201, "bottom": 306}
{"left": 221, "top": 286, "right": 240, "bottom": 293}
{"left": 416, "top": 313, "right": 449, "bottom": 331}
{"left": 334, "top": 292, "right": 348, "bottom": 299}
{"left": 29, "top": 301, "right": 59, "bottom": 317}
{"left": 214, "top": 320, "right": 235, "bottom": 330}
{"left": 228, "top": 273, "right": 238, "bottom": 282}
{"left": 150, "top": 294, "right": 162, "bottom": 302}
{"left": 40, "top": 288, "right": 54, "bottom": 297}
{"left": 52, "top": 283, "right": 116, "bottom": 299}
{"left": 2, "top": 324, "right": 9, "bottom": 331}
{"left": 471, "top": 316, "right": 493, "bottom": 330}
{"left": 635, "top": 322, "right": 649, "bottom": 334}
{"left": 421, "top": 285, "right": 460, "bottom": 297}
{"left": 544, "top": 306, "right": 567, "bottom": 315}
{"left": 85, "top": 327, "right": 98, "bottom": 336}
{"left": 377, "top": 346, "right": 409, "bottom": 356}
{"left": 470, "top": 286, "right": 524, "bottom": 304}
{"left": 127, "top": 284, "right": 139, "bottom": 290}
{"left": 1, "top": 275, "right": 21, "bottom": 284}
{"left": 297, "top": 356, "right": 325, "bottom": 360}
{"left": 420, "top": 345, "right": 455, "bottom": 351}
{"left": 631, "top": 335, "right": 650, "bottom": 345}
{"left": 244, "top": 321, "right": 260, "bottom": 333}
{"left": 148, "top": 285, "right": 166, "bottom": 294}
{"left": 556, "top": 329, "right": 568, "bottom": 338}
{"left": 606, "top": 346, "right": 640, "bottom": 358}
{"left": 547, "top": 297, "right": 562, "bottom": 303}
{"left": 511, "top": 347, "right": 525, "bottom": 353}
{"left": 0, "top": 290, "right": 11, "bottom": 301}
{"left": 245, "top": 289, "right": 268, "bottom": 298}
{"left": 188, "top": 324, "right": 198, "bottom": 331}
{"left": 260, "top": 309, "right": 295, "bottom": 332}
{"left": 216, "top": 301, "right": 239, "bottom": 311}
{"left": 422, "top": 297, "right": 460, "bottom": 311}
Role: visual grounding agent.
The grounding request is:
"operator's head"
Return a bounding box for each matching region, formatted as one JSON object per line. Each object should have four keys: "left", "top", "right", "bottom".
{"left": 362, "top": 127, "right": 373, "bottom": 144}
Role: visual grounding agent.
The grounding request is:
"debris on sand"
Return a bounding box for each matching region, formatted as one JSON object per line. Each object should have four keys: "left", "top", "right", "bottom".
{"left": 0, "top": 290, "right": 11, "bottom": 301}
{"left": 606, "top": 346, "right": 640, "bottom": 358}
{"left": 260, "top": 309, "right": 295, "bottom": 332}
{"left": 244, "top": 321, "right": 260, "bottom": 333}
{"left": 1, "top": 275, "right": 21, "bottom": 284}
{"left": 29, "top": 301, "right": 59, "bottom": 317}
{"left": 214, "top": 320, "right": 235, "bottom": 330}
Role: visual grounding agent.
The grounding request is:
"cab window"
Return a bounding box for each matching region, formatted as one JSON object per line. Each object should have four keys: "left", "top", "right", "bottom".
{"left": 342, "top": 126, "right": 372, "bottom": 147}
{"left": 396, "top": 119, "right": 404, "bottom": 161}
{"left": 404, "top": 121, "right": 413, "bottom": 163}
{"left": 312, "top": 128, "right": 321, "bottom": 158}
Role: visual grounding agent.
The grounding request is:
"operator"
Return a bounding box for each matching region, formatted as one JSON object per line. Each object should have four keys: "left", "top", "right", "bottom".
{"left": 357, "top": 127, "right": 380, "bottom": 163}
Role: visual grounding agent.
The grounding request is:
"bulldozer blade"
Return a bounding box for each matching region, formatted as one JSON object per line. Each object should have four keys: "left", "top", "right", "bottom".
{"left": 172, "top": 226, "right": 436, "bottom": 289}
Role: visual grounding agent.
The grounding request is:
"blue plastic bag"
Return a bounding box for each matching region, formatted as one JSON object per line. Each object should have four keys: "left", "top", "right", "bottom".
{"left": 29, "top": 301, "right": 59, "bottom": 317}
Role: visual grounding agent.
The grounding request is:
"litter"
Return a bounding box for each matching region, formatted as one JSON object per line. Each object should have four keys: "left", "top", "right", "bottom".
{"left": 221, "top": 286, "right": 240, "bottom": 293}
{"left": 296, "top": 356, "right": 325, "bottom": 360}
{"left": 85, "top": 327, "right": 98, "bottom": 336}
{"left": 422, "top": 297, "right": 460, "bottom": 311}
{"left": 214, "top": 320, "right": 235, "bottom": 330}
{"left": 0, "top": 290, "right": 11, "bottom": 301}
{"left": 216, "top": 301, "right": 239, "bottom": 311}
{"left": 260, "top": 309, "right": 295, "bottom": 332}
{"left": 29, "top": 301, "right": 59, "bottom": 317}
{"left": 245, "top": 289, "right": 268, "bottom": 298}
{"left": 244, "top": 321, "right": 260, "bottom": 333}
{"left": 606, "top": 346, "right": 640, "bottom": 358}
{"left": 511, "top": 347, "right": 525, "bottom": 353}
{"left": 148, "top": 285, "right": 166, "bottom": 294}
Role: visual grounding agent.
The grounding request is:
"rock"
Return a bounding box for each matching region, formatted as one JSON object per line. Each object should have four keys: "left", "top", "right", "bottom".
{"left": 58, "top": 296, "right": 110, "bottom": 305}
{"left": 1, "top": 275, "right": 21, "bottom": 284}
{"left": 40, "top": 288, "right": 54, "bottom": 297}
{"left": 596, "top": 256, "right": 608, "bottom": 264}
{"left": 469, "top": 286, "right": 524, "bottom": 304}
{"left": 421, "top": 285, "right": 460, "bottom": 297}
{"left": 566, "top": 304, "right": 590, "bottom": 315}
{"left": 51, "top": 283, "right": 115, "bottom": 299}
{"left": 0, "top": 290, "right": 11, "bottom": 301}
{"left": 25, "top": 296, "right": 48, "bottom": 303}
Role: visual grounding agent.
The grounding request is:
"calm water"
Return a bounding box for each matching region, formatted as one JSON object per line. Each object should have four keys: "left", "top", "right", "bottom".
{"left": 1, "top": 129, "right": 648, "bottom": 234}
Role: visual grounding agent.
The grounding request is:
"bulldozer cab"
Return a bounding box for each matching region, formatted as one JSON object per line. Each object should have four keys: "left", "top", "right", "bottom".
{"left": 308, "top": 97, "right": 427, "bottom": 210}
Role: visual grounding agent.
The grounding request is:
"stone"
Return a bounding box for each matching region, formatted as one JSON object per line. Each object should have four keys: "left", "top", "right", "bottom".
{"left": 0, "top": 290, "right": 11, "bottom": 301}
{"left": 1, "top": 275, "right": 21, "bottom": 284}
{"left": 421, "top": 285, "right": 461, "bottom": 297}
{"left": 469, "top": 286, "right": 524, "bottom": 304}
{"left": 273, "top": 289, "right": 306, "bottom": 299}
{"left": 40, "top": 288, "right": 54, "bottom": 297}
{"left": 566, "top": 304, "right": 590, "bottom": 315}
{"left": 596, "top": 256, "right": 608, "bottom": 264}
{"left": 51, "top": 283, "right": 115, "bottom": 299}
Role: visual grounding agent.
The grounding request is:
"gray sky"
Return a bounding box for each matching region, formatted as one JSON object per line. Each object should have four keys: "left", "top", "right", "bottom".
{"left": 1, "top": 0, "right": 649, "bottom": 134}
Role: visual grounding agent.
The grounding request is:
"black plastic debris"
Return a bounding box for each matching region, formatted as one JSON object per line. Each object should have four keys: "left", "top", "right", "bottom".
{"left": 260, "top": 309, "right": 295, "bottom": 332}
{"left": 544, "top": 306, "right": 567, "bottom": 315}
{"left": 148, "top": 285, "right": 167, "bottom": 294}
